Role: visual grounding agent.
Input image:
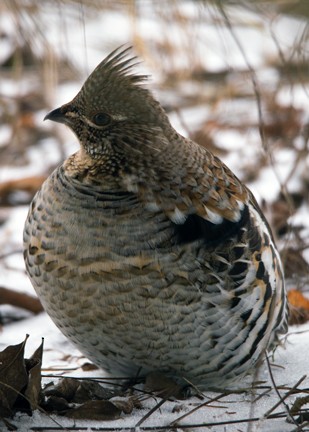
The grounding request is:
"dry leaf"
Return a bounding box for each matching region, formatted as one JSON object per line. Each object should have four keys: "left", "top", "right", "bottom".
{"left": 0, "top": 337, "right": 28, "bottom": 417}
{"left": 110, "top": 396, "right": 135, "bottom": 414}
{"left": 0, "top": 337, "right": 45, "bottom": 418}
{"left": 64, "top": 400, "right": 121, "bottom": 420}
{"left": 39, "top": 375, "right": 139, "bottom": 420}
{"left": 290, "top": 394, "right": 309, "bottom": 415}
{"left": 43, "top": 378, "right": 79, "bottom": 402}
{"left": 24, "top": 339, "right": 44, "bottom": 411}
{"left": 288, "top": 290, "right": 309, "bottom": 310}
{"left": 80, "top": 362, "right": 99, "bottom": 371}
{"left": 73, "top": 380, "right": 119, "bottom": 403}
{"left": 42, "top": 377, "right": 120, "bottom": 406}
{"left": 43, "top": 395, "right": 70, "bottom": 412}
{"left": 288, "top": 290, "right": 309, "bottom": 325}
{"left": 145, "top": 372, "right": 188, "bottom": 400}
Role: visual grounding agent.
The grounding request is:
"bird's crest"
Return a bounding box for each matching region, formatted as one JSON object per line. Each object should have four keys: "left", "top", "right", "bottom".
{"left": 81, "top": 45, "right": 148, "bottom": 96}
{"left": 72, "top": 45, "right": 153, "bottom": 118}
{"left": 98, "top": 45, "right": 148, "bottom": 84}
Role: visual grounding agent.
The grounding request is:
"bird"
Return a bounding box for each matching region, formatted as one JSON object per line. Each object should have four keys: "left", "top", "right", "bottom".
{"left": 23, "top": 45, "right": 288, "bottom": 391}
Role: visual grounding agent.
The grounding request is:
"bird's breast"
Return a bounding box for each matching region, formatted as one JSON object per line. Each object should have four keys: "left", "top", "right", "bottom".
{"left": 23, "top": 166, "right": 189, "bottom": 290}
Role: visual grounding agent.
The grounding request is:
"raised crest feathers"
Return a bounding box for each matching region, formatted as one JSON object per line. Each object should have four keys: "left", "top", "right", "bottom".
{"left": 84, "top": 45, "right": 149, "bottom": 90}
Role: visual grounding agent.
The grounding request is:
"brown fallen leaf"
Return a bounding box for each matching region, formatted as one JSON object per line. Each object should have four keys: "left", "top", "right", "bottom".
{"left": 64, "top": 399, "right": 121, "bottom": 420}
{"left": 0, "top": 337, "right": 45, "bottom": 418}
{"left": 43, "top": 377, "right": 79, "bottom": 402}
{"left": 73, "top": 380, "right": 119, "bottom": 403}
{"left": 43, "top": 395, "right": 70, "bottom": 412}
{"left": 80, "top": 361, "right": 99, "bottom": 371}
{"left": 288, "top": 289, "right": 309, "bottom": 325}
{"left": 290, "top": 394, "right": 309, "bottom": 416}
{"left": 111, "top": 396, "right": 135, "bottom": 414}
{"left": 42, "top": 377, "right": 119, "bottom": 406}
{"left": 145, "top": 372, "right": 189, "bottom": 400}
{"left": 0, "top": 336, "right": 28, "bottom": 417}
{"left": 288, "top": 289, "right": 309, "bottom": 310}
{"left": 23, "top": 339, "right": 44, "bottom": 411}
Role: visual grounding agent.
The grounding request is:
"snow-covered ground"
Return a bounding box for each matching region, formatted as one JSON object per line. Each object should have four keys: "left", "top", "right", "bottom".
{"left": 0, "top": 2, "right": 308, "bottom": 430}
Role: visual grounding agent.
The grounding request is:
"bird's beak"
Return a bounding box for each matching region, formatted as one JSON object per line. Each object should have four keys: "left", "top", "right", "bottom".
{"left": 44, "top": 107, "right": 66, "bottom": 124}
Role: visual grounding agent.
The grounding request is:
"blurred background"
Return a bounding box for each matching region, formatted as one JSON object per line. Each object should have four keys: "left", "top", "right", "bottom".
{"left": 0, "top": 0, "right": 308, "bottom": 325}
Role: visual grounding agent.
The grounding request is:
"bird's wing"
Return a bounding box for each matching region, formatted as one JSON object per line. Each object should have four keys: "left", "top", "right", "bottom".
{"left": 136, "top": 136, "right": 251, "bottom": 229}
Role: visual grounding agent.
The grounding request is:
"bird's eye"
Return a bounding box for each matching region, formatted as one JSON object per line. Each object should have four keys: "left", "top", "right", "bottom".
{"left": 92, "top": 113, "right": 111, "bottom": 126}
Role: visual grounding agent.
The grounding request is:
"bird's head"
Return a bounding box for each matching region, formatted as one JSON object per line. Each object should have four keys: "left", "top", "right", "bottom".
{"left": 45, "top": 46, "right": 172, "bottom": 165}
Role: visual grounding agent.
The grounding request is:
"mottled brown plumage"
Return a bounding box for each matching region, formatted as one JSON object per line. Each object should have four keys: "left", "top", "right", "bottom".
{"left": 23, "top": 46, "right": 288, "bottom": 390}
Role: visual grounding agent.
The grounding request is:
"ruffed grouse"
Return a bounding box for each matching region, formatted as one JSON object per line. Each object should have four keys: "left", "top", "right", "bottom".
{"left": 24, "top": 46, "right": 288, "bottom": 390}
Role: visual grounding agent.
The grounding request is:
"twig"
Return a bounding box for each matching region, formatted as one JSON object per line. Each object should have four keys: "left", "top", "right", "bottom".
{"left": 0, "top": 249, "right": 23, "bottom": 260}
{"left": 264, "top": 354, "right": 303, "bottom": 426}
{"left": 134, "top": 397, "right": 166, "bottom": 428}
{"left": 264, "top": 373, "right": 307, "bottom": 417}
{"left": 247, "top": 364, "right": 263, "bottom": 432}
{"left": 27, "top": 411, "right": 300, "bottom": 431}
{"left": 169, "top": 391, "right": 228, "bottom": 427}
{"left": 216, "top": 0, "right": 267, "bottom": 152}
{"left": 290, "top": 420, "right": 309, "bottom": 432}
{"left": 0, "top": 287, "right": 43, "bottom": 314}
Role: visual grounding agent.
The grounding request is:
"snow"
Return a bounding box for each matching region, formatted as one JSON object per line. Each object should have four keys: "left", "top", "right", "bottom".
{"left": 0, "top": 2, "right": 308, "bottom": 431}
{"left": 278, "top": 84, "right": 309, "bottom": 110}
